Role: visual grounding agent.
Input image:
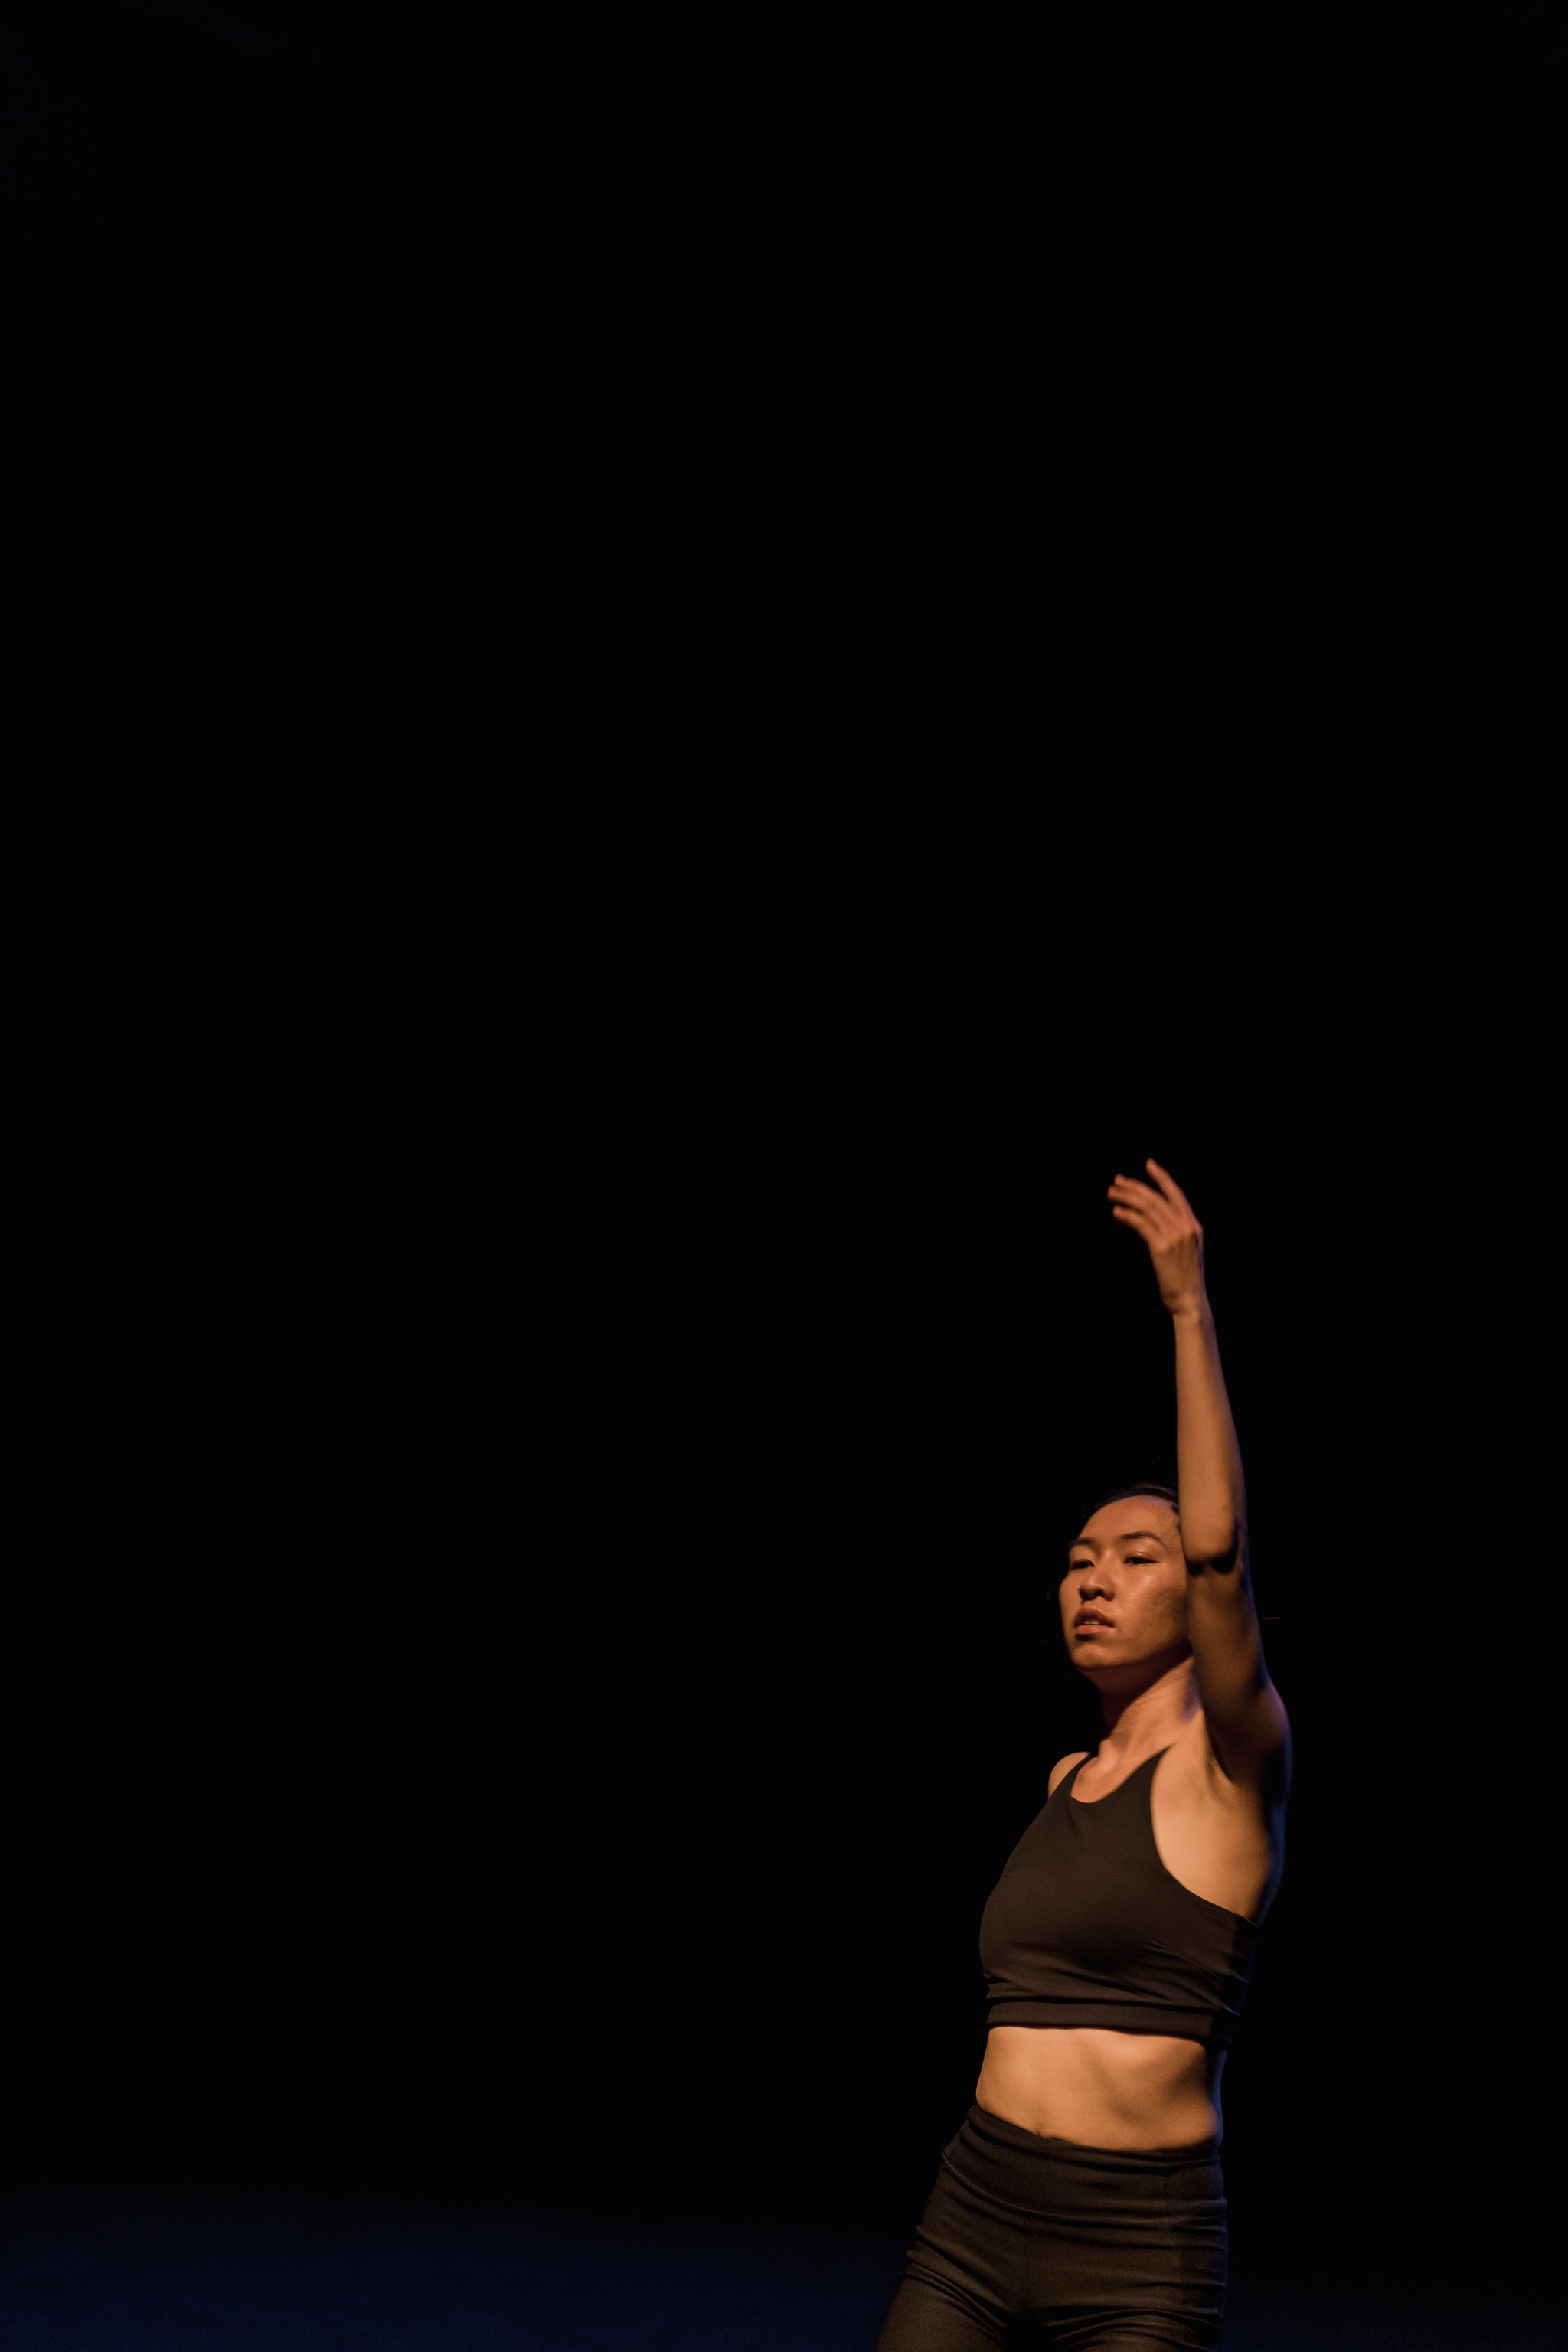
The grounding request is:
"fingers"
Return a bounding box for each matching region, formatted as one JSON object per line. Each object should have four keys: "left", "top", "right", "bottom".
{"left": 1108, "top": 1163, "right": 1196, "bottom": 1217}
{"left": 1143, "top": 1157, "right": 1194, "bottom": 1214}
{"left": 1107, "top": 1165, "right": 1198, "bottom": 1236}
{"left": 1108, "top": 1186, "right": 1161, "bottom": 1241}
{"left": 1107, "top": 1174, "right": 1170, "bottom": 1217}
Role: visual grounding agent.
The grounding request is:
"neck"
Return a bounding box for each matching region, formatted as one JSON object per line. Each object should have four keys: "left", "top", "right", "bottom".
{"left": 1094, "top": 1654, "right": 1200, "bottom": 1760}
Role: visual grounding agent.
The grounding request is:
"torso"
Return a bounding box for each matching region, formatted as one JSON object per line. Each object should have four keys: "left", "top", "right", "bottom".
{"left": 974, "top": 1711, "right": 1285, "bottom": 2150}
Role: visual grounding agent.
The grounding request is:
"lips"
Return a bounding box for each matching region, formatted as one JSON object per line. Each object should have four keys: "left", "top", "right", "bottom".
{"left": 1073, "top": 1612, "right": 1112, "bottom": 1632}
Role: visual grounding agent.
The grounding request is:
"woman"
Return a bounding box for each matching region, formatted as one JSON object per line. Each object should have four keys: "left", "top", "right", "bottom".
{"left": 877, "top": 1161, "right": 1289, "bottom": 2350}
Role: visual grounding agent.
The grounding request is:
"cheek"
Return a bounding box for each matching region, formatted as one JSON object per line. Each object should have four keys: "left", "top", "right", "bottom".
{"left": 1134, "top": 1577, "right": 1187, "bottom": 1634}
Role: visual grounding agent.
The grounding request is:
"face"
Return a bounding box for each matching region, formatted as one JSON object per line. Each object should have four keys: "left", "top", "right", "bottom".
{"left": 1060, "top": 1498, "right": 1190, "bottom": 1682}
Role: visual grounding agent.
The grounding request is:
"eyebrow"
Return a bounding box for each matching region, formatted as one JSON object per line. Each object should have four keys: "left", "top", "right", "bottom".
{"left": 1067, "top": 1530, "right": 1171, "bottom": 1553}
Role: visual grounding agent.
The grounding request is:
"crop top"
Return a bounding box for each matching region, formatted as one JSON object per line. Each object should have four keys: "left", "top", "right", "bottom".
{"left": 978, "top": 1749, "right": 1259, "bottom": 2053}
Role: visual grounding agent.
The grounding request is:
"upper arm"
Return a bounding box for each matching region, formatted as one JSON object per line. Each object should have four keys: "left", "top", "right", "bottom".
{"left": 1047, "top": 1749, "right": 1090, "bottom": 1797}
{"left": 1184, "top": 1539, "right": 1290, "bottom": 1784}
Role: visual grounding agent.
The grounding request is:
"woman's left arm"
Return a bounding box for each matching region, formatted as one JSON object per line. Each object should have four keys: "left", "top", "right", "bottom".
{"left": 1109, "top": 1160, "right": 1289, "bottom": 1782}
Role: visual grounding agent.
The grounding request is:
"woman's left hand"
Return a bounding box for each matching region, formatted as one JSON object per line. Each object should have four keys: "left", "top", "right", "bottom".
{"left": 1108, "top": 1159, "right": 1207, "bottom": 1316}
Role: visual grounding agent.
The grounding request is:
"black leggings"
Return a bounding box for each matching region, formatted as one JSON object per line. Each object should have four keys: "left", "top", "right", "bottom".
{"left": 876, "top": 2106, "right": 1227, "bottom": 2350}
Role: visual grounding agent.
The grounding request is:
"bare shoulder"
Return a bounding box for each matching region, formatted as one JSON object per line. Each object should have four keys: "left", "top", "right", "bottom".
{"left": 1047, "top": 1750, "right": 1092, "bottom": 1798}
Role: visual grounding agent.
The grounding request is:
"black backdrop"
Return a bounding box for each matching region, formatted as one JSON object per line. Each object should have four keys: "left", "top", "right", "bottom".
{"left": 5, "top": 0, "right": 1561, "bottom": 2322}
{"left": 11, "top": 952, "right": 1555, "bottom": 2300}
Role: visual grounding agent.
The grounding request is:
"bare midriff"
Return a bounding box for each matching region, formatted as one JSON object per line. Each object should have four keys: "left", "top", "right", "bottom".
{"left": 975, "top": 2025, "right": 1222, "bottom": 2151}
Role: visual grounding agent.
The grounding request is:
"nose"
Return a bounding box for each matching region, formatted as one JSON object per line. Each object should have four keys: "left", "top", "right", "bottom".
{"left": 1074, "top": 1562, "right": 1110, "bottom": 1602}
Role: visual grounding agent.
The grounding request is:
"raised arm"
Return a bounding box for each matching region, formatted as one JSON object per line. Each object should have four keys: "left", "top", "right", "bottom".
{"left": 1107, "top": 1161, "right": 1288, "bottom": 1783}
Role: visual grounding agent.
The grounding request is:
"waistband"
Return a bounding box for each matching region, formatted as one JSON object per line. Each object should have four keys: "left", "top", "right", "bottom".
{"left": 963, "top": 2116, "right": 1222, "bottom": 2164}
{"left": 954, "top": 2104, "right": 1220, "bottom": 2187}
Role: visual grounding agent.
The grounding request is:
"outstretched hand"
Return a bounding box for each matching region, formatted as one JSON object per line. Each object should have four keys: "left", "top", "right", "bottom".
{"left": 1108, "top": 1160, "right": 1207, "bottom": 1316}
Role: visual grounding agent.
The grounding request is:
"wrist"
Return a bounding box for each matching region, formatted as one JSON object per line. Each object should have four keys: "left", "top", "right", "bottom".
{"left": 1166, "top": 1292, "right": 1210, "bottom": 1325}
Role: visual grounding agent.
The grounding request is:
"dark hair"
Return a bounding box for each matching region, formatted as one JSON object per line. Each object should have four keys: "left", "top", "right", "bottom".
{"left": 1067, "top": 1481, "right": 1179, "bottom": 1558}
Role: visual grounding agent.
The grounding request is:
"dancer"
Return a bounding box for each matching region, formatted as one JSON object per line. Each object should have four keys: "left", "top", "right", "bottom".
{"left": 877, "top": 1161, "right": 1289, "bottom": 2350}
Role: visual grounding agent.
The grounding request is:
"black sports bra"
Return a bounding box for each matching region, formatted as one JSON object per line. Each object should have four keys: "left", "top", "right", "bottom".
{"left": 978, "top": 1750, "right": 1259, "bottom": 2053}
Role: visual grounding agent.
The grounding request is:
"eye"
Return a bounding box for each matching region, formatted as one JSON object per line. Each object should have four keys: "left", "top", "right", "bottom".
{"left": 1125, "top": 1553, "right": 1157, "bottom": 1564}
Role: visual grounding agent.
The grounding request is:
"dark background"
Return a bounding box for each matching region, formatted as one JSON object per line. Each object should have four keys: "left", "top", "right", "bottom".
{"left": 5, "top": 2, "right": 1563, "bottom": 2338}
{"left": 11, "top": 942, "right": 1555, "bottom": 2286}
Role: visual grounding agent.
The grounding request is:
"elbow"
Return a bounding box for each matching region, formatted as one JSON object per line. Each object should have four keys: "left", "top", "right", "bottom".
{"left": 1183, "top": 1522, "right": 1245, "bottom": 1577}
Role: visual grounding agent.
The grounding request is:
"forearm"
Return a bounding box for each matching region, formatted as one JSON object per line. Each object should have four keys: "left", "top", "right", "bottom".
{"left": 1171, "top": 1296, "right": 1246, "bottom": 1571}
